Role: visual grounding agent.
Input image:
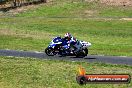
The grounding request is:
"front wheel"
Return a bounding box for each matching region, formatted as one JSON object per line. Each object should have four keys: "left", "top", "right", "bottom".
{"left": 45, "top": 47, "right": 54, "bottom": 56}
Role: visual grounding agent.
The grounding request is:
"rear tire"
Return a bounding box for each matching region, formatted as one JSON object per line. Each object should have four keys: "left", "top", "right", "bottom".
{"left": 83, "top": 48, "right": 88, "bottom": 56}
{"left": 76, "top": 48, "right": 88, "bottom": 57}
{"left": 45, "top": 47, "right": 54, "bottom": 56}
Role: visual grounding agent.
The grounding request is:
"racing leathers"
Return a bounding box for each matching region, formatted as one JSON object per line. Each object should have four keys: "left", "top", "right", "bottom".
{"left": 68, "top": 37, "right": 82, "bottom": 53}
{"left": 60, "top": 38, "right": 71, "bottom": 54}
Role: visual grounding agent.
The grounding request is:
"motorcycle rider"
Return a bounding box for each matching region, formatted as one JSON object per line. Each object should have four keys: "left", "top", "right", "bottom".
{"left": 63, "top": 33, "right": 82, "bottom": 54}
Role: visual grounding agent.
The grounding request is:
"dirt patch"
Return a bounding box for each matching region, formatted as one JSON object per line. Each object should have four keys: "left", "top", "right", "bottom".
{"left": 120, "top": 18, "right": 132, "bottom": 21}
{"left": 0, "top": 29, "right": 53, "bottom": 39}
{"left": 0, "top": 29, "right": 17, "bottom": 35}
{"left": 0, "top": 5, "right": 38, "bottom": 16}
{"left": 100, "top": 0, "right": 132, "bottom": 6}
{"left": 6, "top": 4, "right": 41, "bottom": 16}
{"left": 84, "top": 10, "right": 98, "bottom": 16}
{"left": 85, "top": 0, "right": 132, "bottom": 6}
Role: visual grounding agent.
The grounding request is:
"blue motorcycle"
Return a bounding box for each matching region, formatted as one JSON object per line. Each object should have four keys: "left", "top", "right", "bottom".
{"left": 45, "top": 36, "right": 91, "bottom": 57}
{"left": 45, "top": 36, "right": 70, "bottom": 56}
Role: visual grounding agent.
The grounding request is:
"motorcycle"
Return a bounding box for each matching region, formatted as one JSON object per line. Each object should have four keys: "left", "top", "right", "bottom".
{"left": 45, "top": 36, "right": 91, "bottom": 57}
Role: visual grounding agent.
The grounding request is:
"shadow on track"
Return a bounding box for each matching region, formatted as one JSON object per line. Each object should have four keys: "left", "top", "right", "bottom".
{"left": 84, "top": 57, "right": 96, "bottom": 59}
{"left": 69, "top": 56, "right": 96, "bottom": 59}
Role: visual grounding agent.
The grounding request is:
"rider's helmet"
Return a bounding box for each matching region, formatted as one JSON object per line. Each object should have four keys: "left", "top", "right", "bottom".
{"left": 64, "top": 33, "right": 72, "bottom": 40}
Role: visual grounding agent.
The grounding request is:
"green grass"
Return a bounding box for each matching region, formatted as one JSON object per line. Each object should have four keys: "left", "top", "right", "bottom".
{"left": 0, "top": 56, "right": 132, "bottom": 88}
{"left": 0, "top": 0, "right": 132, "bottom": 56}
{"left": 15, "top": 1, "right": 132, "bottom": 18}
{"left": 0, "top": 1, "right": 132, "bottom": 88}
{"left": 0, "top": 17, "right": 132, "bottom": 56}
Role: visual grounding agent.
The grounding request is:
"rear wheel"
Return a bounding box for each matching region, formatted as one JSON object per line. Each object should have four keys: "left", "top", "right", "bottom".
{"left": 45, "top": 47, "right": 54, "bottom": 56}
{"left": 83, "top": 48, "right": 88, "bottom": 56}
{"left": 76, "top": 48, "right": 88, "bottom": 57}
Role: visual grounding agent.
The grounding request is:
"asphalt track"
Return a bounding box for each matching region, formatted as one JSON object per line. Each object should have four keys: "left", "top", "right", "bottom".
{"left": 0, "top": 49, "right": 132, "bottom": 65}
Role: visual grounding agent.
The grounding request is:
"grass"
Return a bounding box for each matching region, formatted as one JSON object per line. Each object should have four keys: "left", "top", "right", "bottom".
{"left": 0, "top": 56, "right": 132, "bottom": 88}
{"left": 0, "top": 0, "right": 132, "bottom": 56}
{"left": 0, "top": 1, "right": 132, "bottom": 88}
{"left": 0, "top": 17, "right": 132, "bottom": 56}
{"left": 15, "top": 0, "right": 132, "bottom": 18}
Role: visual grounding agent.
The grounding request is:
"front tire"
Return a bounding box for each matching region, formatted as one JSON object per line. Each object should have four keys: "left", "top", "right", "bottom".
{"left": 45, "top": 47, "right": 54, "bottom": 56}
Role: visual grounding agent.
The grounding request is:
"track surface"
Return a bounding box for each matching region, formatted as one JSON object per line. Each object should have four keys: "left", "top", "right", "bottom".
{"left": 0, "top": 49, "right": 132, "bottom": 65}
